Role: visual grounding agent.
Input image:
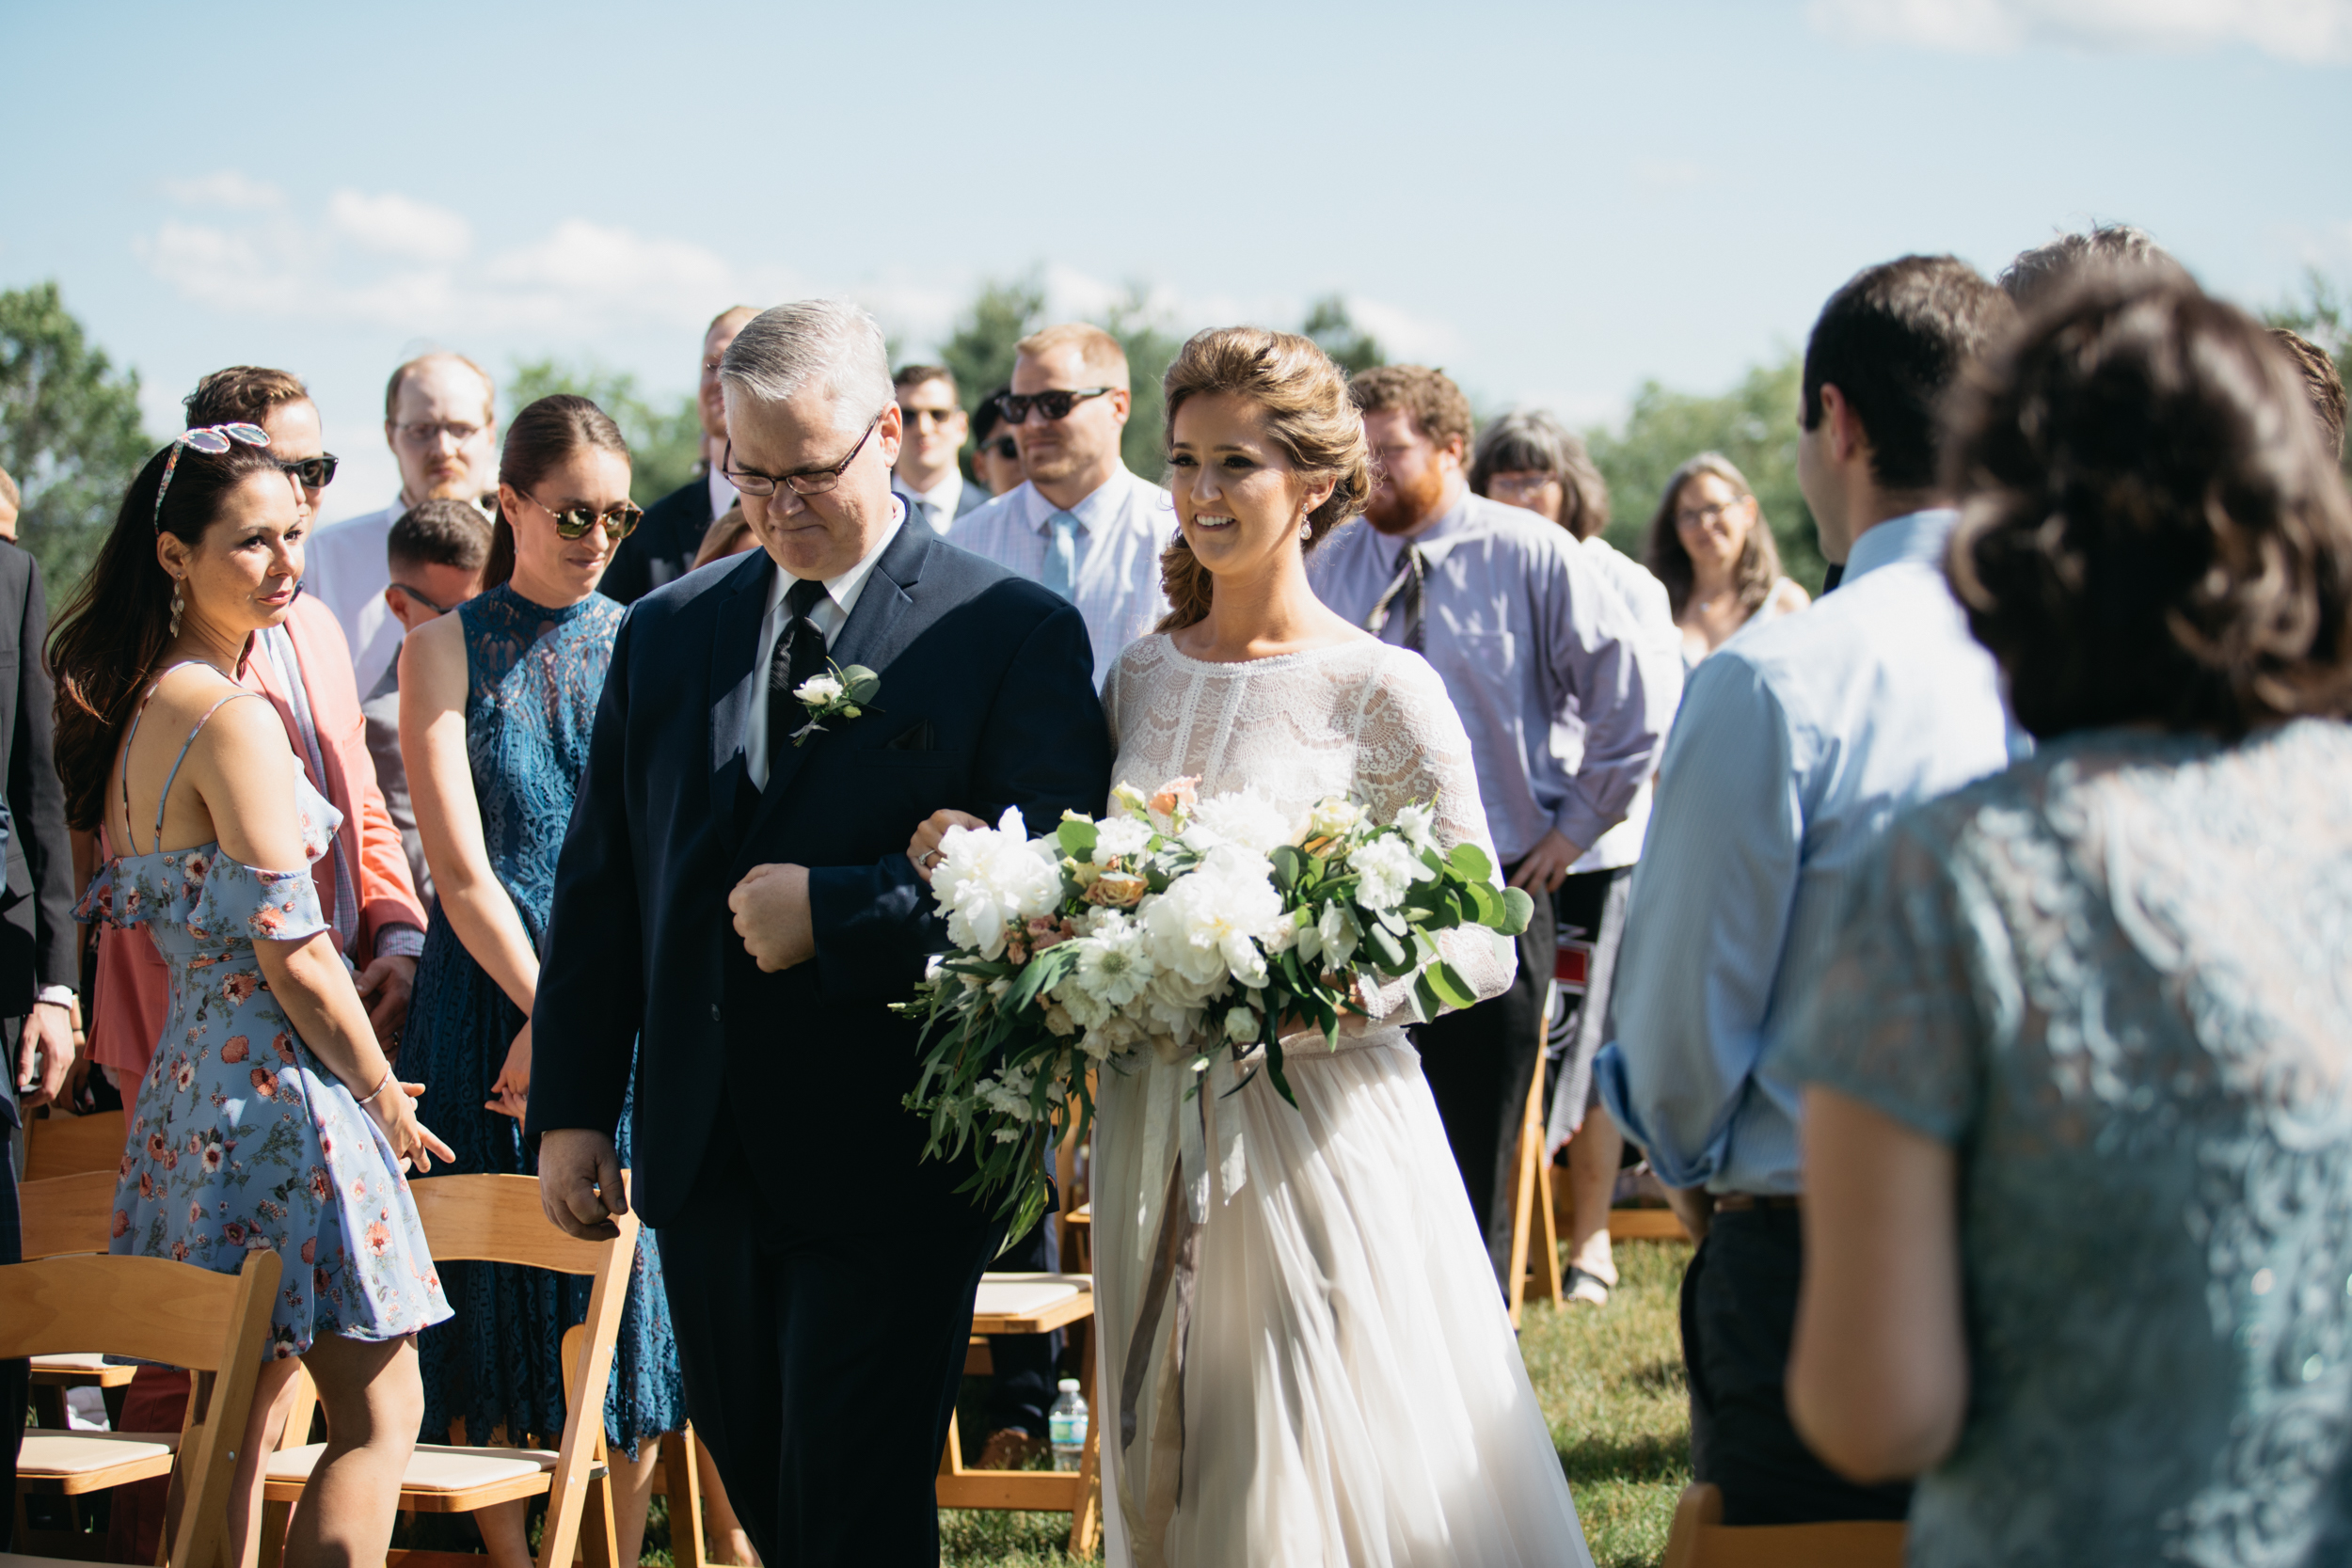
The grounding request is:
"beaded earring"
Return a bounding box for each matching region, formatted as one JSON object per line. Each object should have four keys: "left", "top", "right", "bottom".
{"left": 169, "top": 578, "right": 184, "bottom": 639}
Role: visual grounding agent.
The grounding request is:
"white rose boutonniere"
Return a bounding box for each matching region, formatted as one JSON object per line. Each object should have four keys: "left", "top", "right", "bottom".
{"left": 790, "top": 661, "right": 882, "bottom": 745}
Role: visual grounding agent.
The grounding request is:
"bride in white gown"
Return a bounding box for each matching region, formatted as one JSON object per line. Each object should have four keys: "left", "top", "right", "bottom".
{"left": 1086, "top": 328, "right": 1591, "bottom": 1567}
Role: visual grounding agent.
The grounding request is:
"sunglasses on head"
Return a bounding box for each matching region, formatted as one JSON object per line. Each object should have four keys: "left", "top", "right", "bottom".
{"left": 524, "top": 492, "right": 643, "bottom": 542}
{"left": 279, "top": 453, "right": 340, "bottom": 489}
{"left": 995, "top": 387, "right": 1112, "bottom": 424}
{"left": 153, "top": 423, "right": 271, "bottom": 530}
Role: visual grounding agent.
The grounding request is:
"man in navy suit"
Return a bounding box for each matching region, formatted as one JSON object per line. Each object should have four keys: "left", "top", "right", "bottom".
{"left": 528, "top": 300, "right": 1110, "bottom": 1565}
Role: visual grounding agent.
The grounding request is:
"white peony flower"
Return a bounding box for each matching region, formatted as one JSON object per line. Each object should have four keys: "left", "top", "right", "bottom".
{"left": 794, "top": 673, "right": 846, "bottom": 706}
{"left": 1223, "top": 1006, "right": 1261, "bottom": 1044}
{"left": 1391, "top": 801, "right": 1438, "bottom": 851}
{"left": 1090, "top": 815, "right": 1154, "bottom": 866}
{"left": 1352, "top": 834, "right": 1436, "bottom": 911}
{"left": 1062, "top": 911, "right": 1156, "bottom": 1010}
{"left": 934, "top": 806, "right": 1064, "bottom": 960}
{"left": 1181, "top": 786, "right": 1296, "bottom": 858}
{"left": 1307, "top": 797, "right": 1363, "bottom": 841}
{"left": 1142, "top": 844, "right": 1284, "bottom": 990}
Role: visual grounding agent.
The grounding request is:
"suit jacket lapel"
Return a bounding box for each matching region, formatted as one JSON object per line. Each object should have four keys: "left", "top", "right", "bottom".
{"left": 739, "top": 525, "right": 936, "bottom": 851}
{"left": 708, "top": 550, "right": 771, "bottom": 841}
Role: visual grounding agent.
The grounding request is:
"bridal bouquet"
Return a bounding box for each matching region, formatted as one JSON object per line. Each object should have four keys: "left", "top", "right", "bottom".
{"left": 898, "top": 777, "right": 1534, "bottom": 1240}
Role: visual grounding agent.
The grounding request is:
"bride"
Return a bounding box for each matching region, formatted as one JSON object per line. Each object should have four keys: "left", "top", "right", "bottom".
{"left": 916, "top": 326, "right": 1591, "bottom": 1566}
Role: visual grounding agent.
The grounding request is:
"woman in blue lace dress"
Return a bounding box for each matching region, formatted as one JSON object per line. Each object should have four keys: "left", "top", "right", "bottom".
{"left": 52, "top": 433, "right": 454, "bottom": 1567}
{"left": 1784, "top": 278, "right": 2352, "bottom": 1565}
{"left": 398, "top": 396, "right": 685, "bottom": 1568}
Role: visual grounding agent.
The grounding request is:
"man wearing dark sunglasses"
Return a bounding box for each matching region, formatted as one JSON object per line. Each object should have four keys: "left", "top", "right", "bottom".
{"left": 948, "top": 324, "right": 1173, "bottom": 688}
{"left": 969, "top": 386, "right": 1025, "bottom": 498}
{"left": 603, "top": 306, "right": 761, "bottom": 605}
{"left": 890, "top": 364, "right": 985, "bottom": 534}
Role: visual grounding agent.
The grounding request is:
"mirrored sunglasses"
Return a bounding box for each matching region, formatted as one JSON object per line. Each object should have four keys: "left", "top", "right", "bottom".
{"left": 153, "top": 423, "right": 273, "bottom": 530}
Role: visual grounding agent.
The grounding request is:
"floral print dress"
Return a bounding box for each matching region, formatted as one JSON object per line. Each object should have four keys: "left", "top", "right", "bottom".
{"left": 86, "top": 680, "right": 452, "bottom": 1357}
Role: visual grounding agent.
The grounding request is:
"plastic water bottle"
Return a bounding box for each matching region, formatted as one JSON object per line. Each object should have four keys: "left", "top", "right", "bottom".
{"left": 1049, "top": 1377, "right": 1089, "bottom": 1470}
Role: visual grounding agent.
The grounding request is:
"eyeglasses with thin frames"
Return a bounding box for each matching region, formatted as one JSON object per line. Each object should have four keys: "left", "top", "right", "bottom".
{"left": 523, "top": 492, "right": 644, "bottom": 542}
{"left": 722, "top": 413, "right": 882, "bottom": 498}
{"left": 387, "top": 582, "right": 451, "bottom": 616}
{"left": 395, "top": 420, "right": 488, "bottom": 447}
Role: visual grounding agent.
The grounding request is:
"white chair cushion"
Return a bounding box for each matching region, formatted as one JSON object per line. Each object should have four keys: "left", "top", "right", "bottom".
{"left": 974, "top": 1272, "right": 1089, "bottom": 1316}
{"left": 267, "top": 1441, "right": 557, "bottom": 1494}
{"left": 16, "top": 1430, "right": 177, "bottom": 1476}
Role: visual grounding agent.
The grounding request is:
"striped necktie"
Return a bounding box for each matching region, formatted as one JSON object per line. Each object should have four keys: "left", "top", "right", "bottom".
{"left": 1366, "top": 544, "right": 1427, "bottom": 653}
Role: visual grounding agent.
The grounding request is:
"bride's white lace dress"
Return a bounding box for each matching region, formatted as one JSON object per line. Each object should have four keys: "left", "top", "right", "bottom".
{"left": 1094, "top": 634, "right": 1592, "bottom": 1568}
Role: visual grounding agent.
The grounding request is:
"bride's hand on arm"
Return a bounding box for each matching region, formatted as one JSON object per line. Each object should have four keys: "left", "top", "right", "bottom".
{"left": 906, "top": 809, "right": 988, "bottom": 884}
{"left": 402, "top": 617, "right": 541, "bottom": 1015}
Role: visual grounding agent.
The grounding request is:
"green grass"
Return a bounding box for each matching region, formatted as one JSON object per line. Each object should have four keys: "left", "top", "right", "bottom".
{"left": 939, "top": 1238, "right": 1695, "bottom": 1567}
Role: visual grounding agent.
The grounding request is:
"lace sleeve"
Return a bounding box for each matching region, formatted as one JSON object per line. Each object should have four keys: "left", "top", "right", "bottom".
{"left": 1782, "top": 807, "right": 1994, "bottom": 1145}
{"left": 1351, "top": 648, "right": 1517, "bottom": 1017}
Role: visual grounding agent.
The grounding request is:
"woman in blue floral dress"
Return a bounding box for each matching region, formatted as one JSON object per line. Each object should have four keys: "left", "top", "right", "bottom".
{"left": 53, "top": 431, "right": 454, "bottom": 1568}
{"left": 398, "top": 395, "right": 691, "bottom": 1568}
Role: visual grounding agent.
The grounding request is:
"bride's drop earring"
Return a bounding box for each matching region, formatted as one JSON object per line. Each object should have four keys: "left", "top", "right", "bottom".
{"left": 168, "top": 577, "right": 184, "bottom": 639}
{"left": 1297, "top": 515, "right": 1312, "bottom": 542}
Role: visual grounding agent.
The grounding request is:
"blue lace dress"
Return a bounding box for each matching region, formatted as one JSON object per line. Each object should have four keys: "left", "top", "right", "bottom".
{"left": 405, "top": 586, "right": 683, "bottom": 1456}
{"left": 87, "top": 680, "right": 452, "bottom": 1358}
{"left": 1788, "top": 720, "right": 2352, "bottom": 1566}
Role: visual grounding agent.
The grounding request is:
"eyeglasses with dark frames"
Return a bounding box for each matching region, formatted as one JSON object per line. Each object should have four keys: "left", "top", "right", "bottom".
{"left": 522, "top": 492, "right": 644, "bottom": 542}
{"left": 279, "top": 453, "right": 340, "bottom": 489}
{"left": 722, "top": 413, "right": 882, "bottom": 499}
{"left": 386, "top": 582, "right": 452, "bottom": 616}
{"left": 995, "top": 387, "right": 1112, "bottom": 424}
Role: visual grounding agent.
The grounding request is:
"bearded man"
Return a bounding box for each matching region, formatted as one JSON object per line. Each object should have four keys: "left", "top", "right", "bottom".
{"left": 1304, "top": 364, "right": 1679, "bottom": 1291}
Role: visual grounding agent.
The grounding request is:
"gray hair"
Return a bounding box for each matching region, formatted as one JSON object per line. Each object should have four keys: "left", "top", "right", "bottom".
{"left": 720, "top": 299, "right": 893, "bottom": 435}
{"left": 1997, "top": 223, "right": 2187, "bottom": 313}
{"left": 1468, "top": 408, "right": 1611, "bottom": 540}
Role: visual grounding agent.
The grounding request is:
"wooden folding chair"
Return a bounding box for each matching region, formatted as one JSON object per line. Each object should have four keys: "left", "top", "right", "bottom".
{"left": 2, "top": 1249, "right": 280, "bottom": 1568}
{"left": 1506, "top": 987, "right": 1564, "bottom": 1327}
{"left": 21, "top": 1108, "right": 127, "bottom": 1182}
{"left": 256, "top": 1173, "right": 636, "bottom": 1568}
{"left": 937, "top": 1272, "right": 1102, "bottom": 1556}
{"left": 1660, "top": 1482, "right": 1906, "bottom": 1568}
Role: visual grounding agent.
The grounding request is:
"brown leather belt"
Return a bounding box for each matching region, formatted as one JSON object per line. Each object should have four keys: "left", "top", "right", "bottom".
{"left": 1712, "top": 1193, "right": 1802, "bottom": 1212}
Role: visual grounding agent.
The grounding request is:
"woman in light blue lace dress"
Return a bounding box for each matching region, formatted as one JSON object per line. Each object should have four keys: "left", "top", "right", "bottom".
{"left": 53, "top": 433, "right": 454, "bottom": 1567}
{"left": 1783, "top": 277, "right": 2352, "bottom": 1565}
{"left": 399, "top": 395, "right": 692, "bottom": 1568}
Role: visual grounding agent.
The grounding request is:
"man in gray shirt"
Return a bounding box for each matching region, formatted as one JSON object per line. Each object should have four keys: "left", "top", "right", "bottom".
{"left": 362, "top": 499, "right": 490, "bottom": 907}
{"left": 1309, "top": 364, "right": 1680, "bottom": 1286}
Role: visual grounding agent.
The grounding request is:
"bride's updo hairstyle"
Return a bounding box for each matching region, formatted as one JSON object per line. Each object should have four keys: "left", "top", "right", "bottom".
{"left": 1155, "top": 326, "right": 1371, "bottom": 633}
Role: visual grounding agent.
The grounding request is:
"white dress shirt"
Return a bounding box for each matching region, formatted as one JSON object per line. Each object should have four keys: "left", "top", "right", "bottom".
{"left": 1595, "top": 509, "right": 2026, "bottom": 1196}
{"left": 902, "top": 470, "right": 966, "bottom": 536}
{"left": 742, "top": 498, "right": 905, "bottom": 790}
{"left": 707, "top": 466, "right": 739, "bottom": 526}
{"left": 1568, "top": 536, "right": 1681, "bottom": 874}
{"left": 302, "top": 499, "right": 404, "bottom": 697}
{"left": 949, "top": 467, "right": 1173, "bottom": 688}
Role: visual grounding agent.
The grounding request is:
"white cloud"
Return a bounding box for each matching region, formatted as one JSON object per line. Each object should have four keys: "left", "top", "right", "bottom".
{"left": 483, "top": 220, "right": 733, "bottom": 314}
{"left": 327, "top": 191, "right": 472, "bottom": 264}
{"left": 1807, "top": 0, "right": 2352, "bottom": 61}
{"left": 164, "top": 170, "right": 286, "bottom": 210}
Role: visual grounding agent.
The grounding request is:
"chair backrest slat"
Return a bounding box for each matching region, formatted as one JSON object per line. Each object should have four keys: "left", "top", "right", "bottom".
{"left": 406, "top": 1173, "right": 620, "bottom": 1274}
{"left": 0, "top": 1252, "right": 254, "bottom": 1369}
{"left": 20, "top": 1169, "right": 121, "bottom": 1259}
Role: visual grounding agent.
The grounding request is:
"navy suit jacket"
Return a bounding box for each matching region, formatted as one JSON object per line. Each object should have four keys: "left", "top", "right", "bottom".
{"left": 526, "top": 523, "right": 1111, "bottom": 1227}
{"left": 599, "top": 472, "right": 713, "bottom": 606}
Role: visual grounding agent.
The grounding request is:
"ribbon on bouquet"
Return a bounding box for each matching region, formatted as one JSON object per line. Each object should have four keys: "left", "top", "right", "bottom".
{"left": 1117, "top": 1045, "right": 1255, "bottom": 1516}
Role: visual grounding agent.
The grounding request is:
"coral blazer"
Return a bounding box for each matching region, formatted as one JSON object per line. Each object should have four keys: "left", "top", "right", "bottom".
{"left": 90, "top": 594, "right": 426, "bottom": 1079}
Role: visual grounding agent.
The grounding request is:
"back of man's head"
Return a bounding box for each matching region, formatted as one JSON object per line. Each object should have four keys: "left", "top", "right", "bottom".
{"left": 1998, "top": 224, "right": 2186, "bottom": 313}
{"left": 186, "top": 365, "right": 310, "bottom": 428}
{"left": 1802, "top": 256, "right": 2014, "bottom": 493}
{"left": 2270, "top": 327, "right": 2347, "bottom": 461}
{"left": 1347, "top": 363, "right": 1476, "bottom": 454}
{"left": 388, "top": 497, "right": 493, "bottom": 575}
{"left": 1013, "top": 324, "right": 1129, "bottom": 389}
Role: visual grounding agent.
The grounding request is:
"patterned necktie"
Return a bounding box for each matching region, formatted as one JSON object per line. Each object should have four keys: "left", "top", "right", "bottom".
{"left": 766, "top": 576, "right": 831, "bottom": 779}
{"left": 1041, "top": 511, "right": 1078, "bottom": 600}
{"left": 1367, "top": 543, "right": 1427, "bottom": 653}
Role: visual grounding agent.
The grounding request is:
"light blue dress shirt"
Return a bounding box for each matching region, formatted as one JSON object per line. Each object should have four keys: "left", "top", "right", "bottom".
{"left": 949, "top": 467, "right": 1173, "bottom": 688}
{"left": 1307, "top": 492, "right": 1681, "bottom": 864}
{"left": 1595, "top": 509, "right": 2023, "bottom": 1195}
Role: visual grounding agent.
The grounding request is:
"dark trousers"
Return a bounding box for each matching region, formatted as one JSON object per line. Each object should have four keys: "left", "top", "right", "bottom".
{"left": 656, "top": 1127, "right": 1004, "bottom": 1567}
{"left": 1681, "top": 1208, "right": 1913, "bottom": 1526}
{"left": 1, "top": 1022, "right": 21, "bottom": 1553}
{"left": 982, "top": 1209, "right": 1059, "bottom": 1439}
{"left": 1411, "top": 872, "right": 1555, "bottom": 1286}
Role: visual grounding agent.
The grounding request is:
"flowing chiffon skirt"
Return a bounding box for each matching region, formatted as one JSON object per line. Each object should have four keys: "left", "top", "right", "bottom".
{"left": 1091, "top": 1028, "right": 1593, "bottom": 1568}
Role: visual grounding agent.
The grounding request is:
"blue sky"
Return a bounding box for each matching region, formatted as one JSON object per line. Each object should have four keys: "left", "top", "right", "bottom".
{"left": 4, "top": 0, "right": 2346, "bottom": 518}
